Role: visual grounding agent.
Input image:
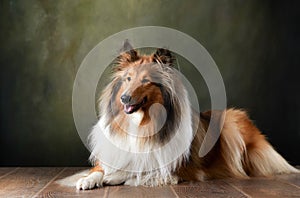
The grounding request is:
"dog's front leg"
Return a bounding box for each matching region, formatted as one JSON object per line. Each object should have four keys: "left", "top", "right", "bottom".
{"left": 103, "top": 171, "right": 128, "bottom": 185}
{"left": 76, "top": 163, "right": 104, "bottom": 190}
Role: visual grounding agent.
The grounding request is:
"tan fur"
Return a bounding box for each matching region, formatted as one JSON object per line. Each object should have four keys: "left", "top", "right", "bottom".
{"left": 177, "top": 108, "right": 298, "bottom": 181}
{"left": 90, "top": 162, "right": 105, "bottom": 174}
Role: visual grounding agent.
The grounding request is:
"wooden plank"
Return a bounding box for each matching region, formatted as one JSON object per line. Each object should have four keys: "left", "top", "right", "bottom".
{"left": 36, "top": 167, "right": 108, "bottom": 198}
{"left": 0, "top": 167, "right": 63, "bottom": 198}
{"left": 227, "top": 177, "right": 300, "bottom": 198}
{"left": 0, "top": 167, "right": 18, "bottom": 178}
{"left": 276, "top": 173, "right": 300, "bottom": 188}
{"left": 1, "top": 167, "right": 299, "bottom": 197}
{"left": 172, "top": 180, "right": 248, "bottom": 198}
{"left": 107, "top": 185, "right": 176, "bottom": 198}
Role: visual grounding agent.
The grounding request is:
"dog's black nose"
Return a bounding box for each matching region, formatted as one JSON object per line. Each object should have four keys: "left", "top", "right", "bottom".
{"left": 121, "top": 94, "right": 131, "bottom": 104}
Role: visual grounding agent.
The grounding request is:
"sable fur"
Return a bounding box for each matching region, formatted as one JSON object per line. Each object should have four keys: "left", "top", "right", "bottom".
{"left": 71, "top": 41, "right": 299, "bottom": 190}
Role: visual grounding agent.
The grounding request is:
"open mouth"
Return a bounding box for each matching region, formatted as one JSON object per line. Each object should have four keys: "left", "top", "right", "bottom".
{"left": 123, "top": 97, "right": 147, "bottom": 114}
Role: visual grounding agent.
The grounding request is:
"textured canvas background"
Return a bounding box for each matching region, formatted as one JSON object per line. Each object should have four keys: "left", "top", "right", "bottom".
{"left": 1, "top": 0, "right": 299, "bottom": 166}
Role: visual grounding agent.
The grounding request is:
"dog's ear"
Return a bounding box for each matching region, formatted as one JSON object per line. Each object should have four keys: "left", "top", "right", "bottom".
{"left": 154, "top": 48, "right": 174, "bottom": 66}
{"left": 116, "top": 40, "right": 139, "bottom": 67}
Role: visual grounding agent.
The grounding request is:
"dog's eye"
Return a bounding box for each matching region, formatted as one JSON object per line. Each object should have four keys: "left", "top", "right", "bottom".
{"left": 141, "top": 79, "right": 150, "bottom": 84}
{"left": 127, "top": 77, "right": 131, "bottom": 81}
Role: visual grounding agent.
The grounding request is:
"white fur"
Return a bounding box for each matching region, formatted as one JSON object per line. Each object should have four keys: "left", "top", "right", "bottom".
{"left": 88, "top": 74, "right": 193, "bottom": 186}
{"left": 124, "top": 174, "right": 179, "bottom": 186}
{"left": 129, "top": 110, "right": 144, "bottom": 126}
{"left": 103, "top": 171, "right": 128, "bottom": 185}
{"left": 76, "top": 171, "right": 104, "bottom": 190}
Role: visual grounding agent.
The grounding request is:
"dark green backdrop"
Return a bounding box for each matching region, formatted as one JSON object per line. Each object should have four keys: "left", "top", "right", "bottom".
{"left": 1, "top": 0, "right": 299, "bottom": 166}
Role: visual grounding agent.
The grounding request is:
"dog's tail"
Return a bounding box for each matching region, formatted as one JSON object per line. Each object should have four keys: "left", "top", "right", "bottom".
{"left": 244, "top": 137, "right": 299, "bottom": 176}
{"left": 222, "top": 109, "right": 299, "bottom": 177}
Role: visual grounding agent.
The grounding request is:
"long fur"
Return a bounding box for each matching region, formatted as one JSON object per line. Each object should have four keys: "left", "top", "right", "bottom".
{"left": 70, "top": 42, "right": 298, "bottom": 190}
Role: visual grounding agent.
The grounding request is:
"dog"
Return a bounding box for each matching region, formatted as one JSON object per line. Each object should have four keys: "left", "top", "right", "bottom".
{"left": 73, "top": 41, "right": 299, "bottom": 190}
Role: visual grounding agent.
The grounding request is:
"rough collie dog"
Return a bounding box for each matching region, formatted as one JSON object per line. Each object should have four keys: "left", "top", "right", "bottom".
{"left": 74, "top": 41, "right": 298, "bottom": 190}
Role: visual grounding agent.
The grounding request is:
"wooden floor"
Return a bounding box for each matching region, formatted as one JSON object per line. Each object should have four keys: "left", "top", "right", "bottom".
{"left": 0, "top": 167, "right": 299, "bottom": 197}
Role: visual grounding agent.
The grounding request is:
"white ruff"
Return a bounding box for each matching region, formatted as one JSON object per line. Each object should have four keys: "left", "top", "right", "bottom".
{"left": 89, "top": 87, "right": 193, "bottom": 186}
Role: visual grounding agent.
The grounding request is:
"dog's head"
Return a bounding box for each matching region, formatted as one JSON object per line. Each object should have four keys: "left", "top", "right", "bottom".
{"left": 100, "top": 41, "right": 182, "bottom": 142}
{"left": 113, "top": 40, "right": 175, "bottom": 115}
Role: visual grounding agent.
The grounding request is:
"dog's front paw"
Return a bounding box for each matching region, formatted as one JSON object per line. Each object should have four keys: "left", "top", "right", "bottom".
{"left": 76, "top": 172, "right": 104, "bottom": 190}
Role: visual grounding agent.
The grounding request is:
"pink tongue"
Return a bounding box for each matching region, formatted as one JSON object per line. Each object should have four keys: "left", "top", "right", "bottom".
{"left": 125, "top": 105, "right": 134, "bottom": 112}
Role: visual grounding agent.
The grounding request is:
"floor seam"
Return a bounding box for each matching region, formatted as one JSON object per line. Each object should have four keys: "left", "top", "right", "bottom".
{"left": 224, "top": 180, "right": 252, "bottom": 198}
{"left": 0, "top": 167, "right": 20, "bottom": 180}
{"left": 31, "top": 167, "right": 66, "bottom": 198}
